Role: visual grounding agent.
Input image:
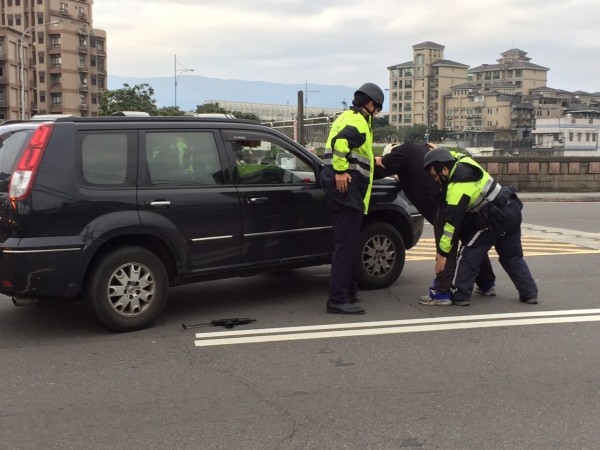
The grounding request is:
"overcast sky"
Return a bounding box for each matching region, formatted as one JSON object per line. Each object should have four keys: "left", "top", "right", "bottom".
{"left": 94, "top": 0, "right": 600, "bottom": 94}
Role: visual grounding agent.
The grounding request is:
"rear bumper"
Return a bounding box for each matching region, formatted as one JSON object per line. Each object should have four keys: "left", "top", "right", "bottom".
{"left": 0, "top": 244, "right": 84, "bottom": 298}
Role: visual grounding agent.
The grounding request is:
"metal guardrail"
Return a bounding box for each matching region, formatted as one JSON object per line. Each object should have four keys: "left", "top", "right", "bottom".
{"left": 263, "top": 116, "right": 335, "bottom": 149}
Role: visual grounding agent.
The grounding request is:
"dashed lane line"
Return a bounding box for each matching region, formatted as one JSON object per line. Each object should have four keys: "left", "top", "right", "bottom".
{"left": 194, "top": 309, "right": 600, "bottom": 347}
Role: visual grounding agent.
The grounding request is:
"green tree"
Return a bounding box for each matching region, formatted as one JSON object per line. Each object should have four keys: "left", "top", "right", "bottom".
{"left": 157, "top": 106, "right": 186, "bottom": 116}
{"left": 231, "top": 111, "right": 260, "bottom": 121}
{"left": 195, "top": 102, "right": 226, "bottom": 114}
{"left": 99, "top": 83, "right": 158, "bottom": 116}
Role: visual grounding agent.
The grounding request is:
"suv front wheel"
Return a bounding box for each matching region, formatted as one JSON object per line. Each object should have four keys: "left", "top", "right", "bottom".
{"left": 86, "top": 246, "right": 169, "bottom": 332}
{"left": 354, "top": 222, "right": 406, "bottom": 290}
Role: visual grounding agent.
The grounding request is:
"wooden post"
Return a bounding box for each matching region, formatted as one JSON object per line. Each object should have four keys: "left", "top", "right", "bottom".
{"left": 297, "top": 90, "right": 304, "bottom": 146}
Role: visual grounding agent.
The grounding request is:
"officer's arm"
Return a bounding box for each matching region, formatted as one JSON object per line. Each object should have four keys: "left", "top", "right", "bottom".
{"left": 438, "top": 193, "right": 470, "bottom": 256}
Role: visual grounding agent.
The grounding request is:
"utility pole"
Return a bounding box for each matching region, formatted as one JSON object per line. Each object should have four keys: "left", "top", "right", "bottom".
{"left": 174, "top": 54, "right": 194, "bottom": 108}
{"left": 304, "top": 81, "right": 319, "bottom": 113}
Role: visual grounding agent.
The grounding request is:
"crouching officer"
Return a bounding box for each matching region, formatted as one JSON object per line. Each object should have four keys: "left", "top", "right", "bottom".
{"left": 423, "top": 148, "right": 538, "bottom": 306}
{"left": 321, "top": 82, "right": 384, "bottom": 314}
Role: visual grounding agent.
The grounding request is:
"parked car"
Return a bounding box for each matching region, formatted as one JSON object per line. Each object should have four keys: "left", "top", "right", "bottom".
{"left": 0, "top": 115, "right": 423, "bottom": 331}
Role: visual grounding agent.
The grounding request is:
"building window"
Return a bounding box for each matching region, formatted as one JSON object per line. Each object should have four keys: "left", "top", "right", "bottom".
{"left": 60, "top": 2, "right": 67, "bottom": 13}
{"left": 39, "top": 72, "right": 45, "bottom": 83}
{"left": 51, "top": 93, "right": 62, "bottom": 106}
{"left": 51, "top": 54, "right": 61, "bottom": 67}
{"left": 38, "top": 52, "right": 45, "bottom": 64}
{"left": 49, "top": 34, "right": 61, "bottom": 48}
{"left": 16, "top": 15, "right": 22, "bottom": 26}
{"left": 515, "top": 69, "right": 523, "bottom": 77}
{"left": 51, "top": 73, "right": 61, "bottom": 86}
{"left": 98, "top": 77, "right": 105, "bottom": 89}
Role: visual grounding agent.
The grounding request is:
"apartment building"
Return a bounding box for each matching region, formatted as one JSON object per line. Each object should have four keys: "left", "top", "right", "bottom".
{"left": 388, "top": 43, "right": 558, "bottom": 141}
{"left": 467, "top": 49, "right": 548, "bottom": 95}
{"left": 0, "top": 0, "right": 106, "bottom": 120}
{"left": 387, "top": 41, "right": 468, "bottom": 130}
{"left": 533, "top": 115, "right": 600, "bottom": 155}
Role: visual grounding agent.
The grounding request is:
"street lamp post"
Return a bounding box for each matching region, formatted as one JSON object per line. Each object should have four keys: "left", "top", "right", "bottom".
{"left": 174, "top": 54, "right": 194, "bottom": 108}
{"left": 19, "top": 20, "right": 60, "bottom": 120}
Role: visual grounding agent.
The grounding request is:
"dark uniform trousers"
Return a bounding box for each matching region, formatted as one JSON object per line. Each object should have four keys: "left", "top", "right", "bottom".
{"left": 432, "top": 204, "right": 496, "bottom": 293}
{"left": 451, "top": 198, "right": 538, "bottom": 303}
{"left": 328, "top": 200, "right": 362, "bottom": 303}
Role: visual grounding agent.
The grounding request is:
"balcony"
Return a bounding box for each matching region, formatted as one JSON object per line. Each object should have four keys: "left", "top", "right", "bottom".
{"left": 78, "top": 46, "right": 88, "bottom": 53}
{"left": 78, "top": 65, "right": 89, "bottom": 72}
{"left": 79, "top": 84, "right": 89, "bottom": 91}
{"left": 79, "top": 104, "right": 89, "bottom": 110}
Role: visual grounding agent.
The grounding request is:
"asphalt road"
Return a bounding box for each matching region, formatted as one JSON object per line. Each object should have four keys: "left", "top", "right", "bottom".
{"left": 1, "top": 201, "right": 600, "bottom": 450}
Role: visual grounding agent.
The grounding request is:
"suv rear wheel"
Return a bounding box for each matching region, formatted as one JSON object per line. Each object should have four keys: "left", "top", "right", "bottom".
{"left": 86, "top": 246, "right": 169, "bottom": 332}
{"left": 354, "top": 222, "right": 405, "bottom": 290}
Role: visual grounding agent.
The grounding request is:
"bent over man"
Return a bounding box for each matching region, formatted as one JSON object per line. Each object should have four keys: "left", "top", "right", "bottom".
{"left": 423, "top": 148, "right": 538, "bottom": 306}
{"left": 321, "top": 82, "right": 384, "bottom": 315}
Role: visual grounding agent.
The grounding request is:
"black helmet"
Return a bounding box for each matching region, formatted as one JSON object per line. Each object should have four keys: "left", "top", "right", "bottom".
{"left": 355, "top": 83, "right": 384, "bottom": 109}
{"left": 423, "top": 147, "right": 455, "bottom": 170}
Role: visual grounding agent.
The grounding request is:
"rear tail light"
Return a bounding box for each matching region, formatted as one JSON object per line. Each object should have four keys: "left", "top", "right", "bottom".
{"left": 9, "top": 123, "right": 54, "bottom": 200}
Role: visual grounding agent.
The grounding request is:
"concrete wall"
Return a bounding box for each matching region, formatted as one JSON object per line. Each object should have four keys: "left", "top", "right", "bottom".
{"left": 477, "top": 157, "right": 600, "bottom": 192}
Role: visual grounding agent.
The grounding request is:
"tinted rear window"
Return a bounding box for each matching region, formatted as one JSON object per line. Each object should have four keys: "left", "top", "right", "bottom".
{"left": 0, "top": 127, "right": 36, "bottom": 193}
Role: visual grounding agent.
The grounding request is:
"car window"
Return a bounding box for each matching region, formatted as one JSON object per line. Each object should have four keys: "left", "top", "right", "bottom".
{"left": 0, "top": 128, "right": 36, "bottom": 193}
{"left": 230, "top": 135, "right": 316, "bottom": 185}
{"left": 81, "top": 133, "right": 133, "bottom": 186}
{"left": 146, "top": 131, "right": 223, "bottom": 186}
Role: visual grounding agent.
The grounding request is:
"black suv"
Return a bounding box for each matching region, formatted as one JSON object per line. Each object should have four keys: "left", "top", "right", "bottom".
{"left": 0, "top": 116, "right": 423, "bottom": 331}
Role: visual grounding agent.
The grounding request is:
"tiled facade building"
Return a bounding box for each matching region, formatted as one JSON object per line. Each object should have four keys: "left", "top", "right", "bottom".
{"left": 387, "top": 42, "right": 600, "bottom": 147}
{"left": 0, "top": 0, "right": 106, "bottom": 120}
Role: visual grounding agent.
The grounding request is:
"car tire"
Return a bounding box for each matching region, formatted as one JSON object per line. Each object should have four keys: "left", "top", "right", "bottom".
{"left": 354, "top": 221, "right": 405, "bottom": 290}
{"left": 85, "top": 246, "right": 169, "bottom": 332}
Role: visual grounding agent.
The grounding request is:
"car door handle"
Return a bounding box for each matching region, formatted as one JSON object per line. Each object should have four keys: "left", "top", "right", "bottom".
{"left": 248, "top": 196, "right": 268, "bottom": 204}
{"left": 147, "top": 200, "right": 171, "bottom": 208}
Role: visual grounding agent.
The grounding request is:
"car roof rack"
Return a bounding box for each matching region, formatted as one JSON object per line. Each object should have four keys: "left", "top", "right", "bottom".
{"left": 111, "top": 111, "right": 151, "bottom": 117}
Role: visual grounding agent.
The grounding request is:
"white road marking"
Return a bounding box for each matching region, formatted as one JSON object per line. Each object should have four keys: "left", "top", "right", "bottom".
{"left": 194, "top": 309, "right": 600, "bottom": 347}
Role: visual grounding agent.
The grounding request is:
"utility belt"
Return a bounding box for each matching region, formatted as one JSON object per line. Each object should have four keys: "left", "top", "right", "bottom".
{"left": 472, "top": 185, "right": 519, "bottom": 232}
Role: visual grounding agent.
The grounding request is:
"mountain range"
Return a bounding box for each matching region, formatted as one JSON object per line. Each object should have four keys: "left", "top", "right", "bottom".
{"left": 108, "top": 75, "right": 358, "bottom": 112}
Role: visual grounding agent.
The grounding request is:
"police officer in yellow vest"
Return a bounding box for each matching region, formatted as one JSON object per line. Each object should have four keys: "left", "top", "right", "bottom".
{"left": 321, "top": 82, "right": 384, "bottom": 314}
{"left": 423, "top": 148, "right": 538, "bottom": 306}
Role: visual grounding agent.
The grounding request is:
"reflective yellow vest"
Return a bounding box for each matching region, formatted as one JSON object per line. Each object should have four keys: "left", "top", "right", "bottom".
{"left": 322, "top": 109, "right": 374, "bottom": 213}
